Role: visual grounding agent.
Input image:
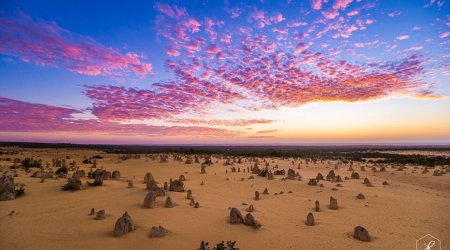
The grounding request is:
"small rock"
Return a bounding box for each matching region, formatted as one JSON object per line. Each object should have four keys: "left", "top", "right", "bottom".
{"left": 112, "top": 170, "right": 120, "bottom": 179}
{"left": 308, "top": 179, "right": 317, "bottom": 186}
{"left": 165, "top": 196, "right": 174, "bottom": 208}
{"left": 150, "top": 225, "right": 168, "bottom": 237}
{"left": 127, "top": 180, "right": 134, "bottom": 188}
{"left": 229, "top": 208, "right": 244, "bottom": 224}
{"left": 329, "top": 196, "right": 338, "bottom": 210}
{"left": 255, "top": 191, "right": 260, "bottom": 200}
{"left": 356, "top": 193, "right": 365, "bottom": 199}
{"left": 244, "top": 213, "right": 255, "bottom": 226}
{"left": 353, "top": 226, "right": 371, "bottom": 241}
{"left": 351, "top": 172, "right": 360, "bottom": 179}
{"left": 95, "top": 210, "right": 106, "bottom": 220}
{"left": 89, "top": 208, "right": 95, "bottom": 215}
{"left": 306, "top": 212, "right": 315, "bottom": 226}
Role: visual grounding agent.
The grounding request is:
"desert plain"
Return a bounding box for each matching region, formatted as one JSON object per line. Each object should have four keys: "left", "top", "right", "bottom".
{"left": 0, "top": 146, "right": 449, "bottom": 250}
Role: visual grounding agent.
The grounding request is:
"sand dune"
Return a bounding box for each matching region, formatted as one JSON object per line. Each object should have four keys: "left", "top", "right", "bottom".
{"left": 1, "top": 148, "right": 449, "bottom": 250}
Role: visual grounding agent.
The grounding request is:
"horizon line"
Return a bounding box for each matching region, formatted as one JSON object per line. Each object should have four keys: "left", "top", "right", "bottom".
{"left": 1, "top": 141, "right": 450, "bottom": 148}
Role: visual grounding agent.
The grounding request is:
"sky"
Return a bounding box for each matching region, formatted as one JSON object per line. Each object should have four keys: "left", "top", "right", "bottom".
{"left": 0, "top": 0, "right": 449, "bottom": 145}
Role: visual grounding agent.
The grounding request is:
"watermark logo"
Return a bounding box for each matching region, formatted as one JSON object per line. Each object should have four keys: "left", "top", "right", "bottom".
{"left": 416, "top": 234, "right": 441, "bottom": 250}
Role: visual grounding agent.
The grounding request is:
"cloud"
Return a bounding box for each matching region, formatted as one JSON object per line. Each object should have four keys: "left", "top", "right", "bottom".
{"left": 184, "top": 18, "right": 202, "bottom": 33}
{"left": 397, "top": 35, "right": 410, "bottom": 40}
{"left": 287, "top": 21, "right": 308, "bottom": 27}
{"left": 388, "top": 11, "right": 401, "bottom": 17}
{"left": 439, "top": 31, "right": 450, "bottom": 38}
{"left": 256, "top": 129, "right": 279, "bottom": 134}
{"left": 167, "top": 119, "right": 275, "bottom": 126}
{"left": 0, "top": 14, "right": 153, "bottom": 77}
{"left": 154, "top": 2, "right": 187, "bottom": 19}
{"left": 347, "top": 10, "right": 359, "bottom": 16}
{"left": 312, "top": 0, "right": 323, "bottom": 10}
{"left": 333, "top": 0, "right": 353, "bottom": 10}
{"left": 2, "top": 1, "right": 442, "bottom": 136}
{"left": 0, "top": 96, "right": 240, "bottom": 137}
{"left": 323, "top": 10, "right": 339, "bottom": 19}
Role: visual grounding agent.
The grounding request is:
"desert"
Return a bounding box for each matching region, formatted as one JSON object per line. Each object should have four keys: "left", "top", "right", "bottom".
{"left": 1, "top": 145, "right": 449, "bottom": 250}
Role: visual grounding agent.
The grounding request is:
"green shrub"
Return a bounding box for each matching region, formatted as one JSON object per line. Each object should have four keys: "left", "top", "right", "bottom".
{"left": 15, "top": 184, "right": 25, "bottom": 198}
{"left": 55, "top": 166, "right": 68, "bottom": 175}
{"left": 21, "top": 158, "right": 41, "bottom": 170}
{"left": 61, "top": 178, "right": 82, "bottom": 191}
{"left": 198, "top": 240, "right": 238, "bottom": 250}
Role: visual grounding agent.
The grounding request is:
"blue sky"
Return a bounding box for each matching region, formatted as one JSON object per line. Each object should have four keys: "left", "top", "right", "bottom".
{"left": 0, "top": 0, "right": 449, "bottom": 144}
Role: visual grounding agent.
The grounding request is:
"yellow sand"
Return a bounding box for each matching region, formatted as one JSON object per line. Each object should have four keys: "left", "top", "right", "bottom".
{"left": 0, "top": 147, "right": 449, "bottom": 250}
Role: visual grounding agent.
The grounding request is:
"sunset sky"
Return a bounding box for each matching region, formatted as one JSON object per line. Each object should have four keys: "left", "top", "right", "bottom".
{"left": 0, "top": 0, "right": 449, "bottom": 144}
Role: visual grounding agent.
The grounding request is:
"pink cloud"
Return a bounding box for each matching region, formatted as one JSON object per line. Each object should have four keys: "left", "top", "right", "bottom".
{"left": 166, "top": 48, "right": 181, "bottom": 57}
{"left": 295, "top": 43, "right": 309, "bottom": 53}
{"left": 347, "top": 10, "right": 359, "bottom": 16}
{"left": 0, "top": 15, "right": 153, "bottom": 77}
{"left": 220, "top": 34, "right": 232, "bottom": 44}
{"left": 287, "top": 21, "right": 308, "bottom": 27}
{"left": 184, "top": 18, "right": 202, "bottom": 33}
{"left": 167, "top": 119, "right": 275, "bottom": 126}
{"left": 154, "top": 2, "right": 187, "bottom": 19}
{"left": 312, "top": 0, "right": 323, "bottom": 10}
{"left": 388, "top": 11, "right": 401, "bottom": 17}
{"left": 0, "top": 96, "right": 240, "bottom": 137}
{"left": 323, "top": 10, "right": 339, "bottom": 19}
{"left": 227, "top": 7, "right": 242, "bottom": 19}
{"left": 333, "top": 0, "right": 353, "bottom": 10}
{"left": 206, "top": 44, "right": 221, "bottom": 54}
{"left": 404, "top": 46, "right": 424, "bottom": 52}
{"left": 397, "top": 35, "right": 410, "bottom": 40}
{"left": 273, "top": 12, "right": 286, "bottom": 23}
{"left": 439, "top": 31, "right": 450, "bottom": 38}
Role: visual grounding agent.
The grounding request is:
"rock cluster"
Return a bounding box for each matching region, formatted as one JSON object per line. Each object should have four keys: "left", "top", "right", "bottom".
{"left": 61, "top": 177, "right": 82, "bottom": 191}
{"left": 169, "top": 180, "right": 185, "bottom": 192}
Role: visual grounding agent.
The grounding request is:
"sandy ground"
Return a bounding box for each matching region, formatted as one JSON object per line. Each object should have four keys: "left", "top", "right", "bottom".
{"left": 0, "top": 147, "right": 449, "bottom": 250}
